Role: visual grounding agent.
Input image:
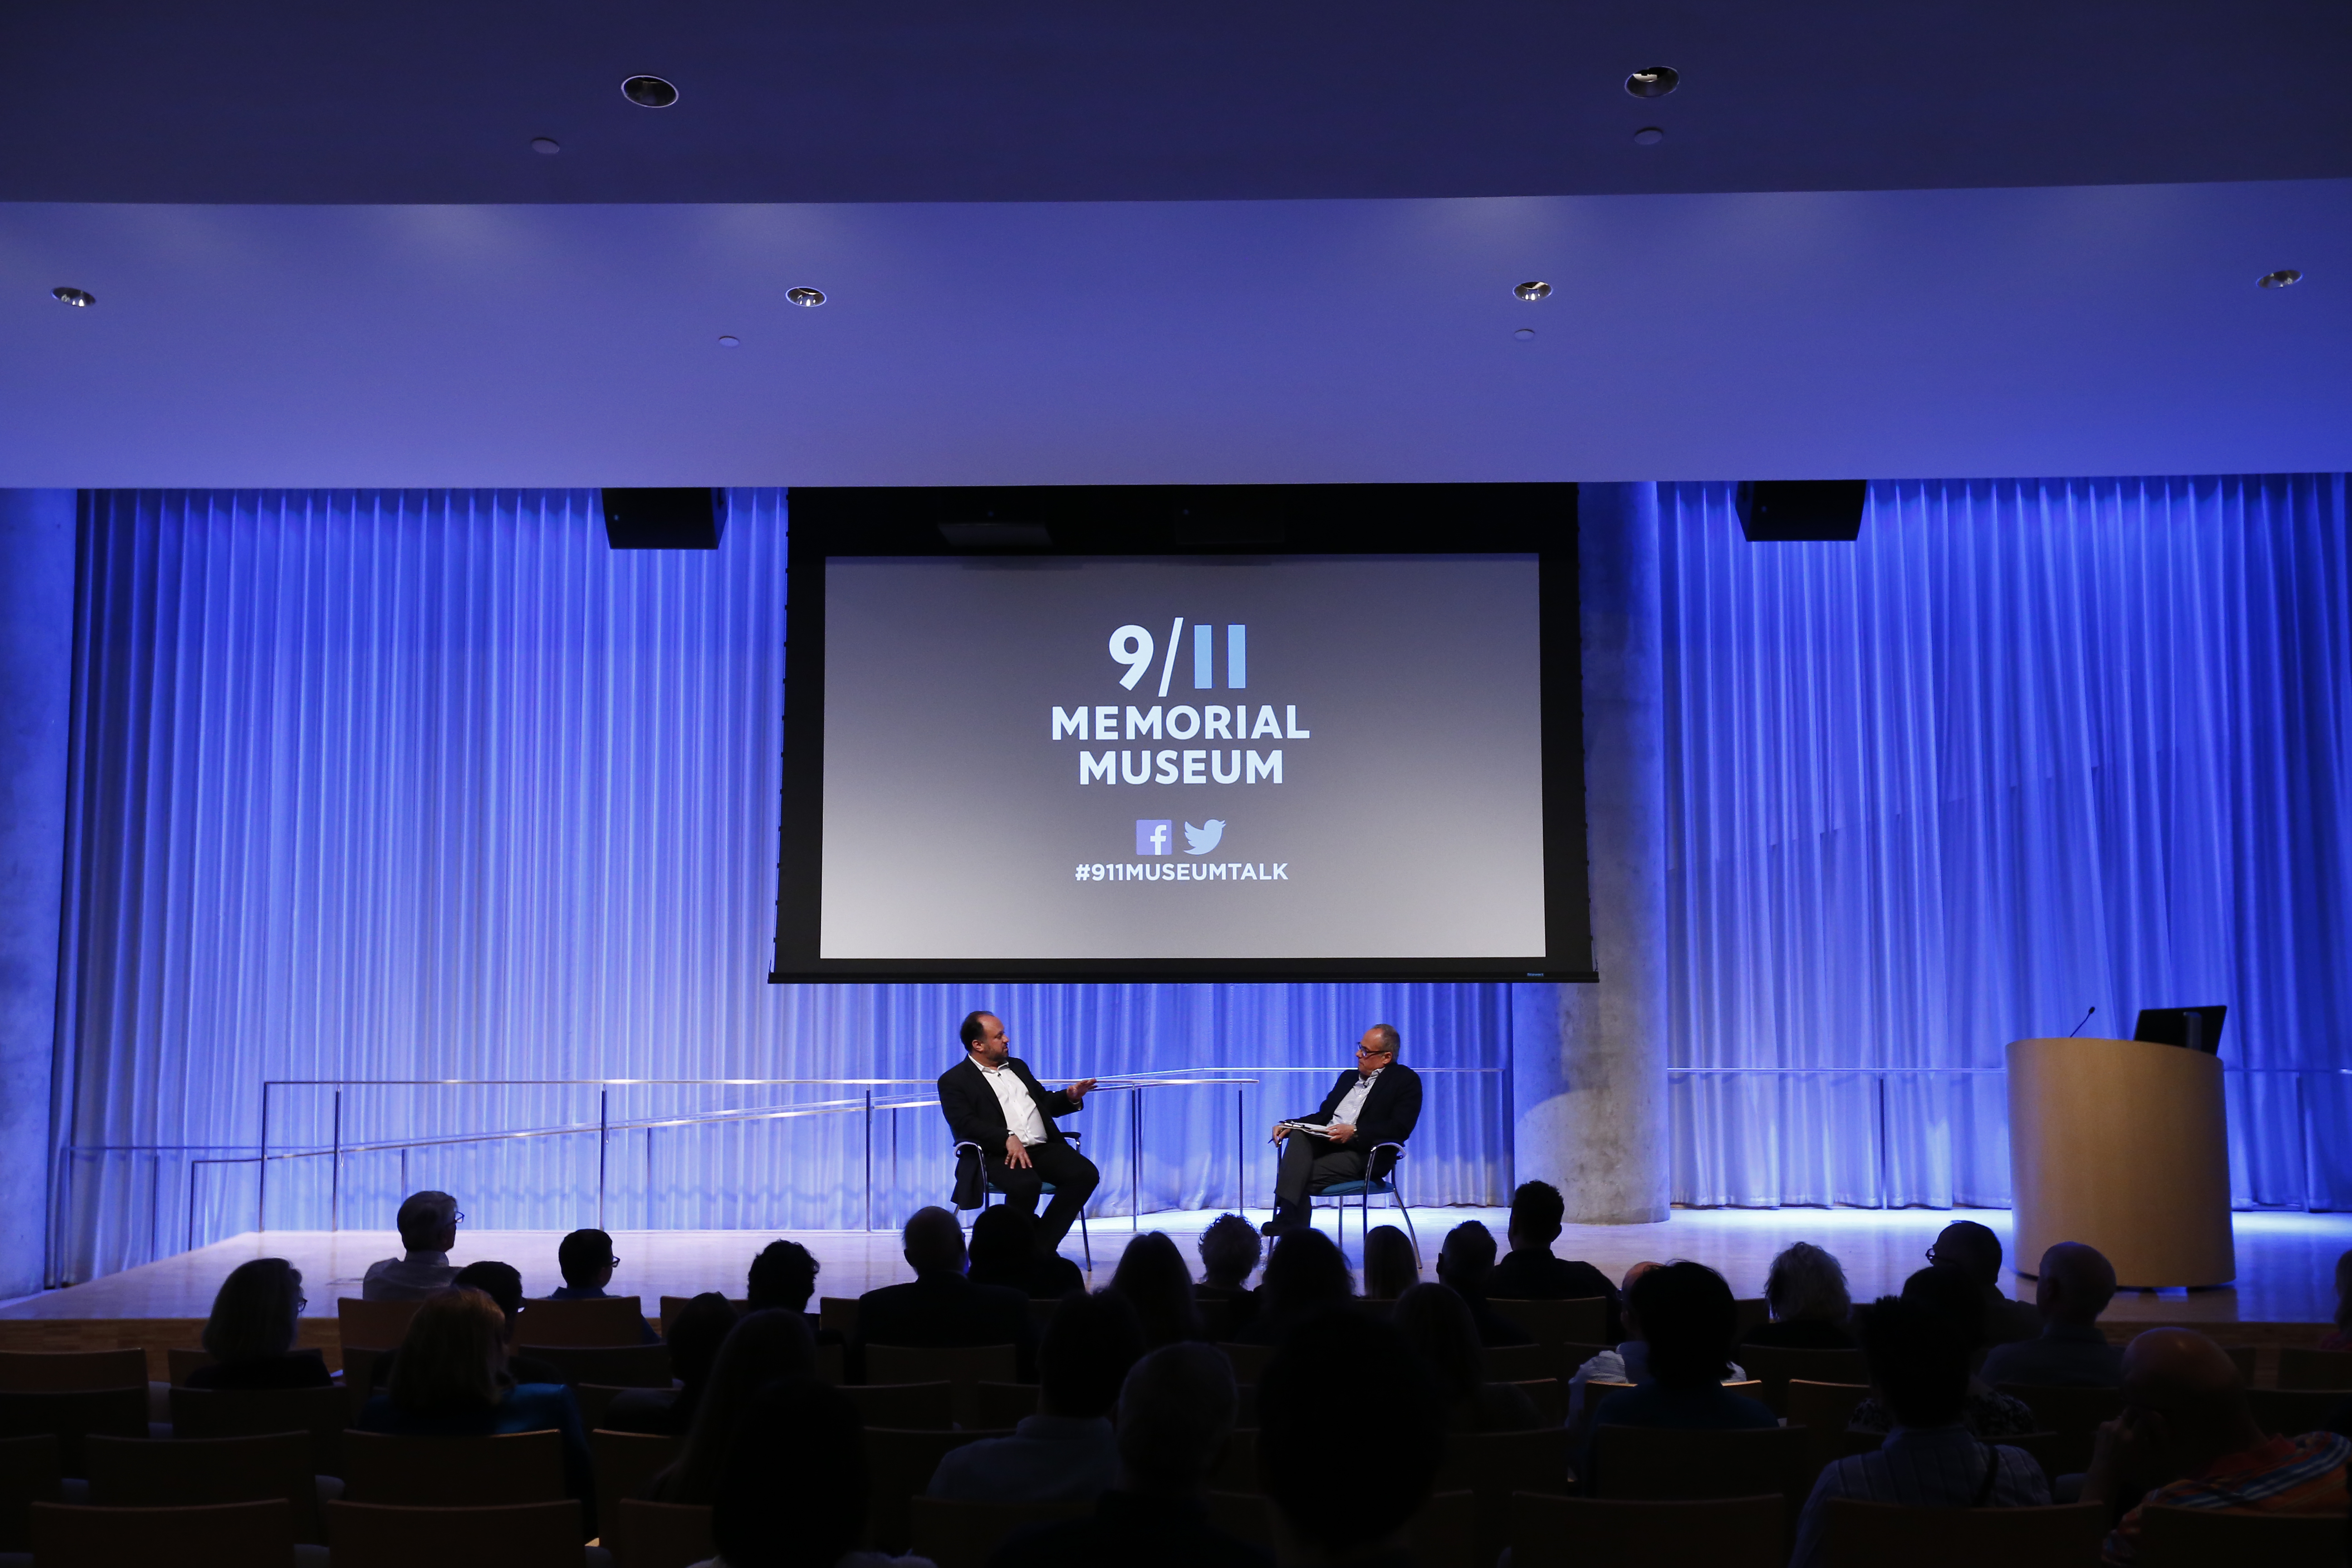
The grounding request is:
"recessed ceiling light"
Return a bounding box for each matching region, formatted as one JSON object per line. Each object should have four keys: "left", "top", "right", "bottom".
{"left": 1627, "top": 67, "right": 1679, "bottom": 98}
{"left": 2259, "top": 269, "right": 2303, "bottom": 289}
{"left": 1515, "top": 281, "right": 1552, "bottom": 302}
{"left": 786, "top": 287, "right": 826, "bottom": 308}
{"left": 1633, "top": 127, "right": 1666, "bottom": 146}
{"left": 52, "top": 286, "right": 93, "bottom": 307}
{"left": 1514, "top": 328, "right": 1537, "bottom": 341}
{"left": 530, "top": 137, "right": 562, "bottom": 155}
{"left": 622, "top": 75, "right": 678, "bottom": 108}
{"left": 717, "top": 335, "right": 741, "bottom": 348}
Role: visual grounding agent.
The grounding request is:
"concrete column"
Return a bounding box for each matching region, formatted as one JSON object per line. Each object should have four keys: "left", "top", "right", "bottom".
{"left": 1512, "top": 482, "right": 1670, "bottom": 1224}
{"left": 0, "top": 491, "right": 77, "bottom": 1296}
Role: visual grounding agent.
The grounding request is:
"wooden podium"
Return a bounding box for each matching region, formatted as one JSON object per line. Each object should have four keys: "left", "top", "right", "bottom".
{"left": 2006, "top": 1036, "right": 2235, "bottom": 1289}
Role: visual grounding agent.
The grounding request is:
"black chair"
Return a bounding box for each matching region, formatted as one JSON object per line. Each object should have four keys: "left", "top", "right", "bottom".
{"left": 951, "top": 1129, "right": 1092, "bottom": 1268}
{"left": 1310, "top": 1139, "right": 1414, "bottom": 1250}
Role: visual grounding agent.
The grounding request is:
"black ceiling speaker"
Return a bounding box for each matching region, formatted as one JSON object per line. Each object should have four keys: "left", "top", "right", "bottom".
{"left": 1735, "top": 480, "right": 1867, "bottom": 542}
{"left": 603, "top": 488, "right": 725, "bottom": 549}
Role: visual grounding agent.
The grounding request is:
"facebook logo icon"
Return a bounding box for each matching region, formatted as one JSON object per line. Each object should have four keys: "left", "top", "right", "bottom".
{"left": 1135, "top": 819, "right": 1174, "bottom": 856}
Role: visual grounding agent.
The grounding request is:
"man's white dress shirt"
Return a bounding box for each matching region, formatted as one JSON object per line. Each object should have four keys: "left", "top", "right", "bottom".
{"left": 978, "top": 1060, "right": 1050, "bottom": 1147}
{"left": 360, "top": 1249, "right": 458, "bottom": 1302}
{"left": 1328, "top": 1067, "right": 1382, "bottom": 1128}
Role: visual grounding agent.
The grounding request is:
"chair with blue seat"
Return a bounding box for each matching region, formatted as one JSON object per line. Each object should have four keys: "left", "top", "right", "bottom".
{"left": 1309, "top": 1140, "right": 1414, "bottom": 1250}
{"left": 951, "top": 1130, "right": 1092, "bottom": 1269}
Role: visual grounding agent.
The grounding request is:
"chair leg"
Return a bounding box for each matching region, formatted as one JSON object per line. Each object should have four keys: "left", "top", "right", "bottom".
{"left": 1077, "top": 1208, "right": 1092, "bottom": 1271}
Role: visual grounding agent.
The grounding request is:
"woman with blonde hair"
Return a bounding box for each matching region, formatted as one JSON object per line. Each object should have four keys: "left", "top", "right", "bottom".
{"left": 189, "top": 1257, "right": 331, "bottom": 1389}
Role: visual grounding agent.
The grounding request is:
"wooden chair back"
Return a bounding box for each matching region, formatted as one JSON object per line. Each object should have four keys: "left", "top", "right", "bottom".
{"left": 342, "top": 1346, "right": 390, "bottom": 1416}
{"left": 30, "top": 1497, "right": 294, "bottom": 1568}
{"left": 1401, "top": 1489, "right": 1477, "bottom": 1568}
{"left": 1206, "top": 1426, "right": 1258, "bottom": 1493}
{"left": 1216, "top": 1342, "right": 1273, "bottom": 1383}
{"left": 337, "top": 1298, "right": 421, "bottom": 1353}
{"left": 862, "top": 1428, "right": 1010, "bottom": 1553}
{"left": 324, "top": 1499, "right": 582, "bottom": 1568}
{"left": 0, "top": 1386, "right": 149, "bottom": 1476}
{"left": 1484, "top": 1343, "right": 1558, "bottom": 1383}
{"left": 2137, "top": 1502, "right": 2351, "bottom": 1567}
{"left": 2248, "top": 1387, "right": 2351, "bottom": 1436}
{"left": 975, "top": 1381, "right": 1040, "bottom": 1429}
{"left": 591, "top": 1428, "right": 678, "bottom": 1545}
{"left": 818, "top": 1296, "right": 860, "bottom": 1339}
{"left": 513, "top": 1295, "right": 648, "bottom": 1348}
{"left": 2276, "top": 1346, "right": 2352, "bottom": 1391}
{"left": 0, "top": 1349, "right": 149, "bottom": 1392}
{"left": 1994, "top": 1384, "right": 2124, "bottom": 1475}
{"left": 1490, "top": 1297, "right": 1610, "bottom": 1348}
{"left": 339, "top": 1428, "right": 567, "bottom": 1507}
{"left": 656, "top": 1297, "right": 747, "bottom": 1331}
{"left": 907, "top": 1497, "right": 1091, "bottom": 1568}
{"left": 1735, "top": 1345, "right": 1872, "bottom": 1416}
{"left": 843, "top": 1381, "right": 956, "bottom": 1430}
{"left": 1510, "top": 1492, "right": 1785, "bottom": 1568}
{"left": 86, "top": 1430, "right": 322, "bottom": 1542}
{"left": 520, "top": 1343, "right": 671, "bottom": 1388}
{"left": 1503, "top": 1377, "right": 1566, "bottom": 1426}
{"left": 1785, "top": 1378, "right": 1871, "bottom": 1432}
{"left": 1820, "top": 1499, "right": 2110, "bottom": 1568}
{"left": 573, "top": 1383, "right": 630, "bottom": 1431}
{"left": 168, "top": 1384, "right": 353, "bottom": 1476}
{"left": 0, "top": 1433, "right": 61, "bottom": 1552}
{"left": 1589, "top": 1424, "right": 1812, "bottom": 1540}
{"left": 1433, "top": 1426, "right": 1576, "bottom": 1568}
{"left": 1733, "top": 1298, "right": 1771, "bottom": 1341}
{"left": 863, "top": 1345, "right": 1016, "bottom": 1429}
{"left": 609, "top": 1498, "right": 714, "bottom": 1568}
{"left": 166, "top": 1348, "right": 217, "bottom": 1386}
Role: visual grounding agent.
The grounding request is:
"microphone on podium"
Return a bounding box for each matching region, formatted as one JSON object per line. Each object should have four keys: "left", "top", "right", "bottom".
{"left": 2065, "top": 1005, "right": 2096, "bottom": 1038}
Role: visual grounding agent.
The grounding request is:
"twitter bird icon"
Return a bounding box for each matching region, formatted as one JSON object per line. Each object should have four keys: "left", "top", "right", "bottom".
{"left": 1183, "top": 820, "right": 1226, "bottom": 855}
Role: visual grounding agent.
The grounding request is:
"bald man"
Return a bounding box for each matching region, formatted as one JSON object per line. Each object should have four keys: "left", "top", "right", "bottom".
{"left": 1980, "top": 1242, "right": 2126, "bottom": 1388}
{"left": 2086, "top": 1328, "right": 2350, "bottom": 1566}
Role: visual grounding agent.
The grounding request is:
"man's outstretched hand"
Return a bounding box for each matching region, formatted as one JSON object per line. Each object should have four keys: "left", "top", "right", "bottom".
{"left": 1066, "top": 1078, "right": 1098, "bottom": 1103}
{"left": 1004, "top": 1135, "right": 1033, "bottom": 1170}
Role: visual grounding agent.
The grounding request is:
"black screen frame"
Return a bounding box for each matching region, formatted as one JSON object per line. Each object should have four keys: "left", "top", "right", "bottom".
{"left": 771, "top": 483, "right": 1595, "bottom": 982}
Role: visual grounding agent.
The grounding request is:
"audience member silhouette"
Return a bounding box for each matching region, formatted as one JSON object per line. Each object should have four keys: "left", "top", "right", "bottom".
{"left": 853, "top": 1207, "right": 1037, "bottom": 1380}
{"left": 1108, "top": 1232, "right": 1204, "bottom": 1347}
{"left": 1741, "top": 1241, "right": 1856, "bottom": 1349}
{"left": 1487, "top": 1180, "right": 1624, "bottom": 1339}
{"left": 1391, "top": 1282, "right": 1541, "bottom": 1432}
{"left": 1193, "top": 1213, "right": 1262, "bottom": 1333}
{"left": 1231, "top": 1228, "right": 1353, "bottom": 1345}
{"left": 1433, "top": 1222, "right": 1532, "bottom": 1348}
{"left": 2086, "top": 1327, "right": 2351, "bottom": 1565}
{"left": 1927, "top": 1219, "right": 2040, "bottom": 1347}
{"left": 991, "top": 1342, "right": 1271, "bottom": 1568}
{"left": 965, "top": 1206, "right": 1085, "bottom": 1300}
{"left": 2322, "top": 1248, "right": 2352, "bottom": 1352}
{"left": 361, "top": 1190, "right": 462, "bottom": 1301}
{"left": 1258, "top": 1309, "right": 1444, "bottom": 1568}
{"left": 1788, "top": 1274, "right": 2051, "bottom": 1568}
{"left": 1360, "top": 1225, "right": 1419, "bottom": 1300}
{"left": 188, "top": 1257, "right": 331, "bottom": 1389}
{"left": 605, "top": 1289, "right": 739, "bottom": 1435}
{"left": 693, "top": 1376, "right": 934, "bottom": 1568}
{"left": 1848, "top": 1267, "right": 2038, "bottom": 1437}
{"left": 450, "top": 1259, "right": 568, "bottom": 1387}
{"left": 929, "top": 1289, "right": 1144, "bottom": 1504}
{"left": 652, "top": 1308, "right": 822, "bottom": 1504}
{"left": 1579, "top": 1260, "right": 1778, "bottom": 1486}
{"left": 747, "top": 1238, "right": 820, "bottom": 1313}
{"left": 1979, "top": 1241, "right": 2125, "bottom": 1387}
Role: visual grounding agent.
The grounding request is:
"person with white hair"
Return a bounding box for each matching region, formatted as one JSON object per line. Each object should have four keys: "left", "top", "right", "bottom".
{"left": 361, "top": 1190, "right": 462, "bottom": 1302}
{"left": 1742, "top": 1241, "right": 1856, "bottom": 1349}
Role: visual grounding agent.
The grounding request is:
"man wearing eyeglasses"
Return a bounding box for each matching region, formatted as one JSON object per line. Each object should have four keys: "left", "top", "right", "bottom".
{"left": 939, "top": 1010, "right": 1100, "bottom": 1250}
{"left": 1262, "top": 1025, "right": 1422, "bottom": 1237}
{"left": 361, "top": 1190, "right": 464, "bottom": 1301}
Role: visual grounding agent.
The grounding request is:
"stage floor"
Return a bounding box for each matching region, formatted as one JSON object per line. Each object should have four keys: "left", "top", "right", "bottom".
{"left": 7, "top": 1205, "right": 2347, "bottom": 1326}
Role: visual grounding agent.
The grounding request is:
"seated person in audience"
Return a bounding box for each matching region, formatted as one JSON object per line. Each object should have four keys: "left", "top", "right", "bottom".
{"left": 1391, "top": 1282, "right": 1541, "bottom": 1432}
{"left": 1259, "top": 1309, "right": 1444, "bottom": 1568}
{"left": 1193, "top": 1213, "right": 1262, "bottom": 1332}
{"left": 1579, "top": 1260, "right": 1778, "bottom": 1485}
{"left": 2320, "top": 1248, "right": 2352, "bottom": 1351}
{"left": 1848, "top": 1267, "right": 2038, "bottom": 1438}
{"left": 189, "top": 1256, "right": 332, "bottom": 1389}
{"left": 1487, "top": 1180, "right": 1624, "bottom": 1339}
{"left": 604, "top": 1289, "right": 738, "bottom": 1436}
{"left": 1742, "top": 1241, "right": 1856, "bottom": 1349}
{"left": 450, "top": 1260, "right": 568, "bottom": 1387}
{"left": 1432, "top": 1221, "right": 1533, "bottom": 1348}
{"left": 355, "top": 1287, "right": 595, "bottom": 1533}
{"left": 1788, "top": 1278, "right": 2051, "bottom": 1568}
{"left": 1361, "top": 1224, "right": 1419, "bottom": 1300}
{"left": 1110, "top": 1232, "right": 1204, "bottom": 1347}
{"left": 2086, "top": 1327, "right": 2351, "bottom": 1567}
{"left": 1928, "top": 1219, "right": 2041, "bottom": 1347}
{"left": 652, "top": 1308, "right": 821, "bottom": 1503}
{"left": 361, "top": 1189, "right": 463, "bottom": 1301}
{"left": 1230, "top": 1228, "right": 1354, "bottom": 1345}
{"left": 747, "top": 1237, "right": 843, "bottom": 1349}
{"left": 853, "top": 1206, "right": 1038, "bottom": 1380}
{"left": 928, "top": 1289, "right": 1145, "bottom": 1504}
{"left": 992, "top": 1341, "right": 1272, "bottom": 1568}
{"left": 692, "top": 1376, "right": 937, "bottom": 1568}
{"left": 1980, "top": 1241, "right": 2127, "bottom": 1388}
{"left": 965, "top": 1206, "right": 1086, "bottom": 1300}
{"left": 547, "top": 1226, "right": 659, "bottom": 1342}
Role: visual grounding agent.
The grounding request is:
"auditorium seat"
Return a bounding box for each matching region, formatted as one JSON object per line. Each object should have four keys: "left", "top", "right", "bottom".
{"left": 1504, "top": 1377, "right": 1566, "bottom": 1426}
{"left": 863, "top": 1346, "right": 1015, "bottom": 1429}
{"left": 1509, "top": 1492, "right": 1784, "bottom": 1568}
{"left": 0, "top": 1434, "right": 61, "bottom": 1553}
{"left": 0, "top": 1387, "right": 149, "bottom": 1477}
{"left": 1820, "top": 1498, "right": 2108, "bottom": 1568}
{"left": 325, "top": 1499, "right": 583, "bottom": 1568}
{"left": 85, "top": 1430, "right": 323, "bottom": 1542}
{"left": 1590, "top": 1424, "right": 1811, "bottom": 1544}
{"left": 843, "top": 1381, "right": 955, "bottom": 1430}
{"left": 1489, "top": 1298, "right": 1610, "bottom": 1348}
{"left": 165, "top": 1348, "right": 216, "bottom": 1387}
{"left": 520, "top": 1345, "right": 671, "bottom": 1389}
{"left": 30, "top": 1496, "right": 294, "bottom": 1568}
{"left": 1485, "top": 1344, "right": 1558, "bottom": 1383}
{"left": 2247, "top": 1387, "right": 2348, "bottom": 1436}
{"left": 2219, "top": 1344, "right": 2259, "bottom": 1385}
{"left": 1732, "top": 1298, "right": 1771, "bottom": 1341}
{"left": 1556, "top": 1341, "right": 1614, "bottom": 1381}
{"left": 1216, "top": 1342, "right": 1273, "bottom": 1383}
{"left": 340, "top": 1429, "right": 566, "bottom": 1507}
{"left": 607, "top": 1498, "right": 711, "bottom": 1568}
{"left": 573, "top": 1384, "right": 627, "bottom": 1431}
{"left": 336, "top": 1298, "right": 421, "bottom": 1355}
{"left": 815, "top": 1341, "right": 845, "bottom": 1386}
{"left": 2276, "top": 1346, "right": 2352, "bottom": 1391}
{"left": 1734, "top": 1345, "right": 1871, "bottom": 1416}
{"left": 1784, "top": 1379, "right": 1871, "bottom": 1437}
{"left": 654, "top": 1298, "right": 745, "bottom": 1332}
{"left": 589, "top": 1429, "right": 675, "bottom": 1544}
{"left": 1433, "top": 1426, "right": 1574, "bottom": 1567}
{"left": 1206, "top": 1487, "right": 1474, "bottom": 1566}
{"left": 170, "top": 1385, "right": 353, "bottom": 1476}
{"left": 1994, "top": 1385, "right": 2123, "bottom": 1476}
{"left": 2136, "top": 1502, "right": 2348, "bottom": 1567}
{"left": 0, "top": 1350, "right": 148, "bottom": 1392}
{"left": 818, "top": 1297, "right": 860, "bottom": 1340}
{"left": 340, "top": 1346, "right": 390, "bottom": 1417}
{"left": 861, "top": 1428, "right": 1010, "bottom": 1553}
{"left": 514, "top": 1297, "right": 649, "bottom": 1349}
{"left": 907, "top": 1496, "right": 1090, "bottom": 1568}
{"left": 974, "top": 1380, "right": 1040, "bottom": 1429}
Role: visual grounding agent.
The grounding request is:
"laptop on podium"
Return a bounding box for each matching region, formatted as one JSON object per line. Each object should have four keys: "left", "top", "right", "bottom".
{"left": 2132, "top": 1005, "right": 2227, "bottom": 1055}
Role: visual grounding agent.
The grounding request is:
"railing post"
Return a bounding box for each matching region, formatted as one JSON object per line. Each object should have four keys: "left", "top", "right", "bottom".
{"left": 330, "top": 1090, "right": 342, "bottom": 1232}
{"left": 1131, "top": 1087, "right": 1142, "bottom": 1230}
{"left": 598, "top": 1090, "right": 609, "bottom": 1230}
{"left": 256, "top": 1083, "right": 269, "bottom": 1234}
{"left": 863, "top": 1090, "right": 873, "bottom": 1234}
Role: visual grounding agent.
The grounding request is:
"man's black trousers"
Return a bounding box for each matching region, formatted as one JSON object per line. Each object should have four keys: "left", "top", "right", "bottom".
{"left": 1272, "top": 1134, "right": 1367, "bottom": 1223}
{"left": 983, "top": 1138, "right": 1100, "bottom": 1249}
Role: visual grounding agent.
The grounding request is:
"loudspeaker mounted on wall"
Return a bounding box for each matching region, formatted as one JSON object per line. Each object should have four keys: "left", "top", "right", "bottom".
{"left": 602, "top": 488, "right": 726, "bottom": 549}
{"left": 1735, "top": 480, "right": 1867, "bottom": 541}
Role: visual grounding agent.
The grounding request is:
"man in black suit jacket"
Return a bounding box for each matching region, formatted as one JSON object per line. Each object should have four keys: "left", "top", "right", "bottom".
{"left": 937, "top": 1009, "right": 1101, "bottom": 1249}
{"left": 1264, "top": 1024, "right": 1422, "bottom": 1235}
{"left": 853, "top": 1206, "right": 1039, "bottom": 1380}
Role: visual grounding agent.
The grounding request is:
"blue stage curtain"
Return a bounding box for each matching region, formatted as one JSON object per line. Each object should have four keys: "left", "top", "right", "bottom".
{"left": 48, "top": 490, "right": 1509, "bottom": 1284}
{"left": 1662, "top": 475, "right": 2352, "bottom": 1212}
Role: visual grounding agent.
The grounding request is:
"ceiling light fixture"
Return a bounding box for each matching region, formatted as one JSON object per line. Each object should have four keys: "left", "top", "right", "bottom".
{"left": 2259, "top": 269, "right": 2303, "bottom": 289}
{"left": 717, "top": 335, "right": 741, "bottom": 347}
{"left": 621, "top": 75, "right": 678, "bottom": 108}
{"left": 1515, "top": 281, "right": 1552, "bottom": 301}
{"left": 52, "top": 286, "right": 93, "bottom": 307}
{"left": 1626, "top": 67, "right": 1679, "bottom": 98}
{"left": 786, "top": 287, "right": 826, "bottom": 307}
{"left": 1514, "top": 328, "right": 1536, "bottom": 341}
{"left": 530, "top": 137, "right": 562, "bottom": 155}
{"left": 1633, "top": 127, "right": 1666, "bottom": 146}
